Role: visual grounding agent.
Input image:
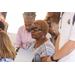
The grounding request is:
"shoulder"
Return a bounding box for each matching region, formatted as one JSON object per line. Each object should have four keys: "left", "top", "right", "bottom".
{"left": 19, "top": 25, "right": 25, "bottom": 29}
{"left": 40, "top": 39, "right": 55, "bottom": 58}
{"left": 18, "top": 25, "right": 25, "bottom": 30}
{"left": 45, "top": 39, "right": 55, "bottom": 50}
{"left": 45, "top": 39, "right": 55, "bottom": 55}
{"left": 17, "top": 25, "right": 25, "bottom": 33}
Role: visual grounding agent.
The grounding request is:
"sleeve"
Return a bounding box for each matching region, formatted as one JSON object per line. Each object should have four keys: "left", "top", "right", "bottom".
{"left": 69, "top": 14, "right": 75, "bottom": 41}
{"left": 14, "top": 27, "right": 22, "bottom": 47}
{"left": 40, "top": 42, "right": 55, "bottom": 58}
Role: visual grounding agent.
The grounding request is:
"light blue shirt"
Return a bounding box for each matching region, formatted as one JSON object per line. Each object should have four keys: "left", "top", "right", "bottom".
{"left": 0, "top": 58, "right": 13, "bottom": 62}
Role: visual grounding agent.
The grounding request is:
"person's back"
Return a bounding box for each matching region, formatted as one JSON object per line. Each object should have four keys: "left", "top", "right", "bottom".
{"left": 0, "top": 30, "right": 16, "bottom": 62}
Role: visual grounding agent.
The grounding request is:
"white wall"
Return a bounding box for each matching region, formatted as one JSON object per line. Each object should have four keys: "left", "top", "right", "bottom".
{"left": 6, "top": 12, "right": 47, "bottom": 33}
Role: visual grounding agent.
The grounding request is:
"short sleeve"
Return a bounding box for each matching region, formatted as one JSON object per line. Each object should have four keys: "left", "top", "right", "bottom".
{"left": 40, "top": 42, "right": 55, "bottom": 58}
{"left": 69, "top": 14, "right": 75, "bottom": 41}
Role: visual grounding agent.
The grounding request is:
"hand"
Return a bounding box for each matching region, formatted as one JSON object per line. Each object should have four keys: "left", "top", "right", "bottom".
{"left": 16, "top": 46, "right": 21, "bottom": 52}
{"left": 16, "top": 48, "right": 19, "bottom": 52}
{"left": 47, "top": 56, "right": 56, "bottom": 62}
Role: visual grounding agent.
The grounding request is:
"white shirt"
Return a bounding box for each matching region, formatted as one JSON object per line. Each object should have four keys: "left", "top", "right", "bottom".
{"left": 58, "top": 12, "right": 75, "bottom": 62}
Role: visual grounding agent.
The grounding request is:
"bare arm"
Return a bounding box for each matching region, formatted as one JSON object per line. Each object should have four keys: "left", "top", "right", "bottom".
{"left": 46, "top": 40, "right": 75, "bottom": 62}
{"left": 53, "top": 40, "right": 75, "bottom": 60}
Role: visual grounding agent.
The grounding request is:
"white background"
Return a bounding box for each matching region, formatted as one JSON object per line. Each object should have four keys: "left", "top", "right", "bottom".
{"left": 6, "top": 12, "right": 47, "bottom": 33}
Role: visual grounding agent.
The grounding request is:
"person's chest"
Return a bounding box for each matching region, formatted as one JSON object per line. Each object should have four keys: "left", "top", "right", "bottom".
{"left": 59, "top": 13, "right": 75, "bottom": 49}
{"left": 60, "top": 13, "right": 74, "bottom": 34}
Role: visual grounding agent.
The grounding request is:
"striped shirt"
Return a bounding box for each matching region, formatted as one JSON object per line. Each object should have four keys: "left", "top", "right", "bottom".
{"left": 25, "top": 39, "right": 55, "bottom": 62}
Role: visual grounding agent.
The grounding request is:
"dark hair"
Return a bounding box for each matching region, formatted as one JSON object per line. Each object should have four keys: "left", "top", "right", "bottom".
{"left": 0, "top": 21, "right": 5, "bottom": 30}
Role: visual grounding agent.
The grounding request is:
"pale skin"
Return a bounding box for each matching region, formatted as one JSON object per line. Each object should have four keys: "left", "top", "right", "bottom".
{"left": 42, "top": 34, "right": 75, "bottom": 62}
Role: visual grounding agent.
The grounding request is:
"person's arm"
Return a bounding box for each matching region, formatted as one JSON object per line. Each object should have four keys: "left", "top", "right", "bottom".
{"left": 41, "top": 56, "right": 50, "bottom": 62}
{"left": 49, "top": 14, "right": 75, "bottom": 61}
{"left": 54, "top": 34, "right": 60, "bottom": 53}
{"left": 47, "top": 40, "right": 75, "bottom": 62}
{"left": 14, "top": 27, "right": 22, "bottom": 48}
{"left": 54, "top": 40, "right": 75, "bottom": 59}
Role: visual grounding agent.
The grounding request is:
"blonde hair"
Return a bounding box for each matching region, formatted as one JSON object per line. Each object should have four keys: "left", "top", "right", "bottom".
{"left": 23, "top": 12, "right": 36, "bottom": 21}
{"left": 44, "top": 12, "right": 60, "bottom": 23}
{"left": 0, "top": 31, "right": 16, "bottom": 59}
{"left": 33, "top": 20, "right": 49, "bottom": 35}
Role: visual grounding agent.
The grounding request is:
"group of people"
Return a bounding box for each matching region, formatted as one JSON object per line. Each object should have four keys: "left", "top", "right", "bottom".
{"left": 0, "top": 12, "right": 75, "bottom": 62}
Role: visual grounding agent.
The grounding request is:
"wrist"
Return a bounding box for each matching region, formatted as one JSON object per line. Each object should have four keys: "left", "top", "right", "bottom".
{"left": 51, "top": 55, "right": 58, "bottom": 62}
{"left": 16, "top": 46, "right": 21, "bottom": 52}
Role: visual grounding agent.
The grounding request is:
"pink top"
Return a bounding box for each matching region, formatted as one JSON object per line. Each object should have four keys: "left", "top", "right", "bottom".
{"left": 14, "top": 25, "right": 34, "bottom": 49}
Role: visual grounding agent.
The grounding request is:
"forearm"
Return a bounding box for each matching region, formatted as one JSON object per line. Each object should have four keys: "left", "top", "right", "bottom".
{"left": 54, "top": 34, "right": 60, "bottom": 53}
{"left": 53, "top": 40, "right": 75, "bottom": 60}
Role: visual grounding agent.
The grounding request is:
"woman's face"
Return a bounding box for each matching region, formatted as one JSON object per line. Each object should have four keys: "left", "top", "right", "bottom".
{"left": 31, "top": 24, "right": 44, "bottom": 40}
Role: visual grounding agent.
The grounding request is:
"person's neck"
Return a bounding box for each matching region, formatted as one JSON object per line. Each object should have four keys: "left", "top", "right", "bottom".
{"left": 50, "top": 18, "right": 54, "bottom": 23}
{"left": 34, "top": 37, "right": 48, "bottom": 48}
